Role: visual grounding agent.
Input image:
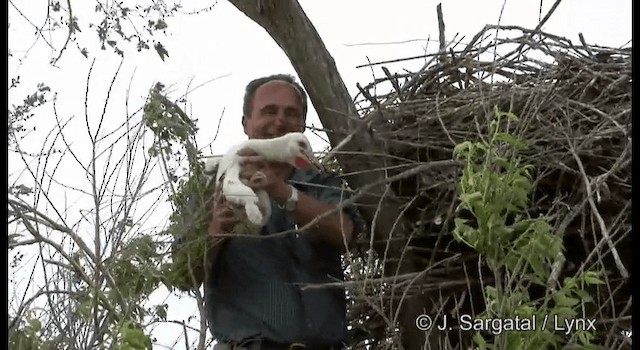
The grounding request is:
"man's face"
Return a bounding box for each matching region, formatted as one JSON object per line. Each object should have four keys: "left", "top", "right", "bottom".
{"left": 243, "top": 80, "right": 304, "bottom": 139}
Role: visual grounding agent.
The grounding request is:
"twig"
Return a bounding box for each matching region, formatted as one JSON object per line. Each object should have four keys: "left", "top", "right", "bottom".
{"left": 8, "top": 198, "right": 97, "bottom": 264}
{"left": 182, "top": 321, "right": 190, "bottom": 350}
{"left": 51, "top": 0, "right": 75, "bottom": 66}
{"left": 381, "top": 66, "right": 403, "bottom": 100}
{"left": 565, "top": 136, "right": 628, "bottom": 278}
{"left": 8, "top": 201, "right": 120, "bottom": 316}
{"left": 436, "top": 4, "right": 446, "bottom": 53}
{"left": 8, "top": 289, "right": 76, "bottom": 337}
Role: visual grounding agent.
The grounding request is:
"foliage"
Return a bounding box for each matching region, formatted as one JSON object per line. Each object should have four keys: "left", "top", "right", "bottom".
{"left": 8, "top": 82, "right": 51, "bottom": 147}
{"left": 115, "top": 320, "right": 152, "bottom": 350}
{"left": 142, "top": 82, "right": 218, "bottom": 291}
{"left": 160, "top": 170, "right": 217, "bottom": 291}
{"left": 144, "top": 82, "right": 198, "bottom": 160}
{"left": 9, "top": 313, "right": 45, "bottom": 350}
{"left": 452, "top": 107, "right": 603, "bottom": 349}
{"left": 109, "top": 235, "right": 164, "bottom": 305}
{"left": 7, "top": 77, "right": 213, "bottom": 349}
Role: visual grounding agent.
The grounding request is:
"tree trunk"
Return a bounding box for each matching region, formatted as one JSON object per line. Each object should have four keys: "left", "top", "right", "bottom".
{"left": 227, "top": 1, "right": 428, "bottom": 348}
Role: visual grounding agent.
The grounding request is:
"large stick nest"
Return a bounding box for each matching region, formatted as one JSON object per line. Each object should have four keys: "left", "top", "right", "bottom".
{"left": 346, "top": 25, "right": 631, "bottom": 349}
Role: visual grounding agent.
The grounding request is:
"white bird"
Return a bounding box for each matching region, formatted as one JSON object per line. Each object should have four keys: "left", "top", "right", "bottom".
{"left": 204, "top": 132, "right": 317, "bottom": 228}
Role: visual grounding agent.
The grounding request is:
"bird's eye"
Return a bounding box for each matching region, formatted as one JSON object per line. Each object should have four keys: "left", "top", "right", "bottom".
{"left": 297, "top": 141, "right": 307, "bottom": 149}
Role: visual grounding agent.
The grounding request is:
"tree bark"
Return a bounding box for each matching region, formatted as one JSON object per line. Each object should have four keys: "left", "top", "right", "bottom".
{"left": 227, "top": 1, "right": 429, "bottom": 348}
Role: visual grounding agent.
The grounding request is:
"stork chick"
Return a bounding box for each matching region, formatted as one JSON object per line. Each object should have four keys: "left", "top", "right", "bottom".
{"left": 208, "top": 132, "right": 317, "bottom": 230}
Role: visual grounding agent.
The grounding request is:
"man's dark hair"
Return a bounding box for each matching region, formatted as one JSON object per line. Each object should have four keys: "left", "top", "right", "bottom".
{"left": 242, "top": 74, "right": 308, "bottom": 126}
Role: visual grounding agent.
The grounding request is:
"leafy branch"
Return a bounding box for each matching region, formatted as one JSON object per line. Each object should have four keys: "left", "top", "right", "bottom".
{"left": 452, "top": 107, "right": 603, "bottom": 350}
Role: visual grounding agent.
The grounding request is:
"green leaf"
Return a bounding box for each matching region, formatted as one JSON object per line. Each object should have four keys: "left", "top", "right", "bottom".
{"left": 15, "top": 184, "right": 33, "bottom": 195}
{"left": 460, "top": 191, "right": 483, "bottom": 207}
{"left": 154, "top": 42, "right": 169, "bottom": 61}
{"left": 453, "top": 218, "right": 478, "bottom": 247}
{"left": 577, "top": 329, "right": 594, "bottom": 345}
{"left": 473, "top": 332, "right": 489, "bottom": 350}
{"left": 475, "top": 332, "right": 498, "bottom": 350}
{"left": 573, "top": 289, "right": 594, "bottom": 303}
{"left": 453, "top": 141, "right": 473, "bottom": 158}
{"left": 155, "top": 304, "right": 167, "bottom": 320}
{"left": 489, "top": 118, "right": 499, "bottom": 135}
{"left": 583, "top": 270, "right": 604, "bottom": 285}
{"left": 484, "top": 286, "right": 498, "bottom": 300}
{"left": 554, "top": 293, "right": 580, "bottom": 307}
{"left": 154, "top": 19, "right": 168, "bottom": 30}
{"left": 562, "top": 277, "right": 578, "bottom": 290}
{"left": 28, "top": 319, "right": 42, "bottom": 333}
{"left": 493, "top": 132, "right": 519, "bottom": 148}
{"left": 527, "top": 255, "right": 548, "bottom": 281}
{"left": 119, "top": 321, "right": 151, "bottom": 350}
{"left": 475, "top": 141, "right": 489, "bottom": 153}
{"left": 506, "top": 111, "right": 519, "bottom": 121}
{"left": 514, "top": 304, "right": 535, "bottom": 318}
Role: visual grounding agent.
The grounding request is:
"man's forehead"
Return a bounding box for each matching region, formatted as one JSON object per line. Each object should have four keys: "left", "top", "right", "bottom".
{"left": 255, "top": 80, "right": 299, "bottom": 99}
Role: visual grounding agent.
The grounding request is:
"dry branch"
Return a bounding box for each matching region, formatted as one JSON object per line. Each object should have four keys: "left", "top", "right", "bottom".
{"left": 348, "top": 24, "right": 631, "bottom": 349}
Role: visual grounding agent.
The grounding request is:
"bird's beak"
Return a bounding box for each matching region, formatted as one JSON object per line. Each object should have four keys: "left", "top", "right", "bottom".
{"left": 295, "top": 148, "right": 322, "bottom": 171}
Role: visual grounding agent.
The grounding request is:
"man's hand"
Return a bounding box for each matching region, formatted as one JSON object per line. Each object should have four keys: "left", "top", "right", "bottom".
{"left": 237, "top": 147, "right": 355, "bottom": 250}
{"left": 237, "top": 147, "right": 290, "bottom": 197}
{"left": 208, "top": 190, "right": 245, "bottom": 239}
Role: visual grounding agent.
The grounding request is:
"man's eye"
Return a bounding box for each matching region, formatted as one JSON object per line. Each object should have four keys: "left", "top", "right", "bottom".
{"left": 262, "top": 109, "right": 277, "bottom": 116}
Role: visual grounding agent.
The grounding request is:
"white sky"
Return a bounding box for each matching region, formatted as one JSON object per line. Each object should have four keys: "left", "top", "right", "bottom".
{"left": 7, "top": 0, "right": 631, "bottom": 349}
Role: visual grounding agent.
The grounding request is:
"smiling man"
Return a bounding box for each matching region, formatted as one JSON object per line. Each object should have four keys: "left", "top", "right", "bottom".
{"left": 203, "top": 74, "right": 364, "bottom": 350}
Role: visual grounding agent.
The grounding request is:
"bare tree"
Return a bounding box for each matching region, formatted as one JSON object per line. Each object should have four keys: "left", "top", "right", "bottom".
{"left": 8, "top": 58, "right": 215, "bottom": 348}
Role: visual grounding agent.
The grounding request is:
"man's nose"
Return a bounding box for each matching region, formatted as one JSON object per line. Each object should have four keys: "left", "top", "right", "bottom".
{"left": 274, "top": 110, "right": 287, "bottom": 126}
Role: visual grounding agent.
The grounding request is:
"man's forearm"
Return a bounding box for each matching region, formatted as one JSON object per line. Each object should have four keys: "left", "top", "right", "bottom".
{"left": 270, "top": 182, "right": 354, "bottom": 251}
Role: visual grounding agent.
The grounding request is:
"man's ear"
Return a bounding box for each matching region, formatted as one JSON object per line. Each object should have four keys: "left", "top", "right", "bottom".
{"left": 242, "top": 115, "right": 248, "bottom": 135}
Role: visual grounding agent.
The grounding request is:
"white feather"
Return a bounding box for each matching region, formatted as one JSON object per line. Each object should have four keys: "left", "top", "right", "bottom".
{"left": 212, "top": 132, "right": 314, "bottom": 228}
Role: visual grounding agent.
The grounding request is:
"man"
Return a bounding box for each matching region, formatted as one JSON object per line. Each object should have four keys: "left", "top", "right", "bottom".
{"left": 204, "top": 74, "right": 364, "bottom": 350}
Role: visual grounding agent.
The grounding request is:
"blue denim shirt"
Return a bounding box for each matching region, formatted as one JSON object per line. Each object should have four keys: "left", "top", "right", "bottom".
{"left": 205, "top": 167, "right": 364, "bottom": 346}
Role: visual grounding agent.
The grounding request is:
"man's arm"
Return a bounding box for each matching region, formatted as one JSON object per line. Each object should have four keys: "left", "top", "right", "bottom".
{"left": 270, "top": 181, "right": 354, "bottom": 252}
{"left": 237, "top": 151, "right": 362, "bottom": 252}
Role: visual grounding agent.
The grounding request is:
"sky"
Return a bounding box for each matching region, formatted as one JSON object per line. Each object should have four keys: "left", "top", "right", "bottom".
{"left": 7, "top": 0, "right": 632, "bottom": 349}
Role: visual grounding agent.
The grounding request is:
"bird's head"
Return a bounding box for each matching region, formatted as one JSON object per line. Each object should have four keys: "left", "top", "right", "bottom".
{"left": 279, "top": 132, "right": 318, "bottom": 169}
{"left": 238, "top": 132, "right": 320, "bottom": 170}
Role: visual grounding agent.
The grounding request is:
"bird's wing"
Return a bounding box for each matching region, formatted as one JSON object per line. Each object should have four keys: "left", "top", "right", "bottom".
{"left": 204, "top": 156, "right": 222, "bottom": 171}
{"left": 242, "top": 137, "right": 285, "bottom": 162}
{"left": 204, "top": 156, "right": 222, "bottom": 181}
{"left": 220, "top": 160, "right": 266, "bottom": 225}
{"left": 215, "top": 146, "right": 241, "bottom": 185}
